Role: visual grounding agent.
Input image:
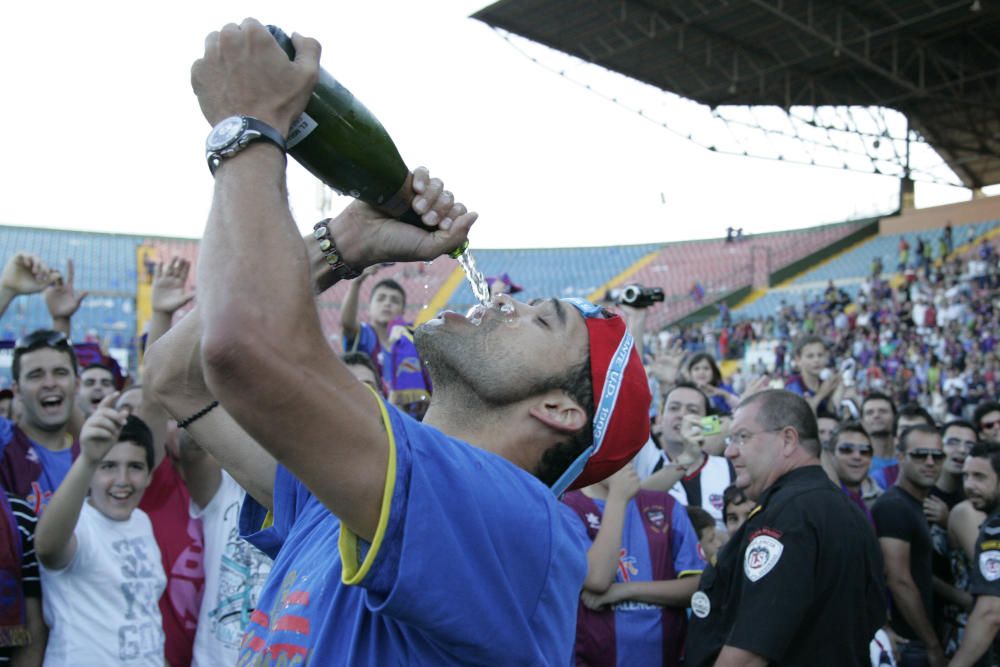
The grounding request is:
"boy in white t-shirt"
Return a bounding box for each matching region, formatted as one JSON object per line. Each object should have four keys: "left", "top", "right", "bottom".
{"left": 171, "top": 430, "right": 271, "bottom": 666}
{"left": 35, "top": 394, "right": 166, "bottom": 667}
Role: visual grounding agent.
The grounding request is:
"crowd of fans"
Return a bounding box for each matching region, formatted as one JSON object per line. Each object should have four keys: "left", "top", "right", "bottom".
{"left": 4, "top": 213, "right": 1000, "bottom": 665}
{"left": 665, "top": 228, "right": 1000, "bottom": 427}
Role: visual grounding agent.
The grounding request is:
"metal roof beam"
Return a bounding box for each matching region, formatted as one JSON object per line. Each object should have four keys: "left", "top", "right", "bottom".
{"left": 748, "top": 0, "right": 922, "bottom": 95}
{"left": 911, "top": 117, "right": 982, "bottom": 188}
{"left": 689, "top": 0, "right": 975, "bottom": 105}
{"left": 881, "top": 68, "right": 1000, "bottom": 109}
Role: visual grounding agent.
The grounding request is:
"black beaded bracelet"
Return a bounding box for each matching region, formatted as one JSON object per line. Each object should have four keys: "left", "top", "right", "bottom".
{"left": 177, "top": 400, "right": 219, "bottom": 429}
{"left": 313, "top": 219, "right": 361, "bottom": 282}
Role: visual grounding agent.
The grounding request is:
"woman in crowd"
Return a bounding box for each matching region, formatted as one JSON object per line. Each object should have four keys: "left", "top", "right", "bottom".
{"left": 685, "top": 353, "right": 739, "bottom": 416}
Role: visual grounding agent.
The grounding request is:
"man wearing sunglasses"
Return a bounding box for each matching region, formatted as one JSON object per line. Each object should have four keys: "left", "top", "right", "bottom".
{"left": 0, "top": 329, "right": 81, "bottom": 514}
{"left": 826, "top": 421, "right": 881, "bottom": 519}
{"left": 872, "top": 424, "right": 948, "bottom": 667}
{"left": 974, "top": 402, "right": 1000, "bottom": 446}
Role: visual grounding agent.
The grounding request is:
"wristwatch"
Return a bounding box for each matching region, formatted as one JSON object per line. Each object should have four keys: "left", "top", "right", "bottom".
{"left": 205, "top": 115, "right": 286, "bottom": 175}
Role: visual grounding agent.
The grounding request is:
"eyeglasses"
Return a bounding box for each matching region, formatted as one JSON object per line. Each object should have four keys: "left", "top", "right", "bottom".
{"left": 725, "top": 428, "right": 783, "bottom": 448}
{"left": 835, "top": 444, "right": 874, "bottom": 457}
{"left": 906, "top": 449, "right": 946, "bottom": 462}
{"left": 944, "top": 437, "right": 977, "bottom": 451}
{"left": 14, "top": 330, "right": 69, "bottom": 352}
{"left": 981, "top": 419, "right": 1000, "bottom": 431}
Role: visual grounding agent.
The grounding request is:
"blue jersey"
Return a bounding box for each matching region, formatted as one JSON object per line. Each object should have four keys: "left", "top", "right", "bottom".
{"left": 870, "top": 457, "right": 899, "bottom": 490}
{"left": 238, "top": 400, "right": 589, "bottom": 665}
{"left": 0, "top": 417, "right": 75, "bottom": 514}
{"left": 566, "top": 491, "right": 705, "bottom": 667}
{"left": 616, "top": 499, "right": 703, "bottom": 667}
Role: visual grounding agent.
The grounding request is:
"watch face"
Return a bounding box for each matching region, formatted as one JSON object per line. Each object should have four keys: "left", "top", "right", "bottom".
{"left": 206, "top": 116, "right": 246, "bottom": 151}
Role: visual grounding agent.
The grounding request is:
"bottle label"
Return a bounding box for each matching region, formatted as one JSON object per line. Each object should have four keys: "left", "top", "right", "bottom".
{"left": 286, "top": 113, "right": 318, "bottom": 149}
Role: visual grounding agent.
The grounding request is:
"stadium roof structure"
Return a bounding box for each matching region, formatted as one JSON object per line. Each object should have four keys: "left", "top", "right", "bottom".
{"left": 472, "top": 0, "right": 1000, "bottom": 189}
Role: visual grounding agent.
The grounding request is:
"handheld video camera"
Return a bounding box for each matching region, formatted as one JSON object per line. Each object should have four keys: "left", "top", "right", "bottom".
{"left": 615, "top": 284, "right": 665, "bottom": 309}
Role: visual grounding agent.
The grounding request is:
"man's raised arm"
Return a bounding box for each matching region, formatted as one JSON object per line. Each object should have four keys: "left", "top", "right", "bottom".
{"left": 190, "top": 19, "right": 475, "bottom": 541}
{"left": 145, "top": 306, "right": 276, "bottom": 509}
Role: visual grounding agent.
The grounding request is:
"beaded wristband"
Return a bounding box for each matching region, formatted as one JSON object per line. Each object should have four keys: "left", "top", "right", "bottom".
{"left": 177, "top": 400, "right": 219, "bottom": 429}
{"left": 313, "top": 219, "right": 361, "bottom": 282}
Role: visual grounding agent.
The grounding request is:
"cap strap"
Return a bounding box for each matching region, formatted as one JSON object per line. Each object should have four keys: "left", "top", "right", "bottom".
{"left": 563, "top": 297, "right": 602, "bottom": 318}
{"left": 550, "top": 297, "right": 635, "bottom": 496}
{"left": 591, "top": 329, "right": 634, "bottom": 455}
{"left": 550, "top": 444, "right": 595, "bottom": 498}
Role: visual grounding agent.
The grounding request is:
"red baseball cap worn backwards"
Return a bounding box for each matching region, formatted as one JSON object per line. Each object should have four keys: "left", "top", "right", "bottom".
{"left": 550, "top": 298, "right": 651, "bottom": 496}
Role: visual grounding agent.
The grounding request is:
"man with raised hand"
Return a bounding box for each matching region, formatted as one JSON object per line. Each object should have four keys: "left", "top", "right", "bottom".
{"left": 642, "top": 382, "right": 735, "bottom": 532}
{"left": 179, "top": 18, "right": 652, "bottom": 665}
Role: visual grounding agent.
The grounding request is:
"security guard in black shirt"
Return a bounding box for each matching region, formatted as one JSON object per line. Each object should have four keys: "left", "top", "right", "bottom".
{"left": 686, "top": 389, "right": 887, "bottom": 667}
{"left": 950, "top": 443, "right": 1000, "bottom": 667}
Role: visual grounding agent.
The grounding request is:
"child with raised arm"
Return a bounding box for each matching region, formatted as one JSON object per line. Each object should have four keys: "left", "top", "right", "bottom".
{"left": 34, "top": 394, "right": 165, "bottom": 666}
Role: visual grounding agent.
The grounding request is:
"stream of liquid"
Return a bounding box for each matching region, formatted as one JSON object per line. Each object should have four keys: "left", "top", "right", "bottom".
{"left": 456, "top": 249, "right": 493, "bottom": 308}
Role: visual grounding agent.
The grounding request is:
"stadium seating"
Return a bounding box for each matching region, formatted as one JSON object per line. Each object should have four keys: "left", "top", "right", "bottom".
{"left": 630, "top": 221, "right": 869, "bottom": 331}
{"left": 4, "top": 212, "right": 995, "bottom": 367}
{"left": 730, "top": 218, "right": 1000, "bottom": 321}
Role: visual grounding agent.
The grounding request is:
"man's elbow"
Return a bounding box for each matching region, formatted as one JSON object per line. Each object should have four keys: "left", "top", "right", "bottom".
{"left": 883, "top": 566, "right": 914, "bottom": 591}
{"left": 143, "top": 339, "right": 170, "bottom": 402}
{"left": 582, "top": 573, "right": 613, "bottom": 594}
{"left": 979, "top": 597, "right": 1000, "bottom": 629}
{"left": 201, "top": 327, "right": 257, "bottom": 389}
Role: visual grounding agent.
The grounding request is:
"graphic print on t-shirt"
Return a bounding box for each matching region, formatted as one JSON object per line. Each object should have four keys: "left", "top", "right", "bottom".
{"left": 617, "top": 548, "right": 638, "bottom": 583}
{"left": 114, "top": 536, "right": 165, "bottom": 661}
{"left": 207, "top": 499, "right": 271, "bottom": 648}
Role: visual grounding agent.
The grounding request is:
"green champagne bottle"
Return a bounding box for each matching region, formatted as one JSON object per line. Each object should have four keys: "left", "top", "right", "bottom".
{"left": 268, "top": 25, "right": 466, "bottom": 257}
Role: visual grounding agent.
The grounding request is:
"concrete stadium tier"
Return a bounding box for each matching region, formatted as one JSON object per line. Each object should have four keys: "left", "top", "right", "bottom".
{"left": 0, "top": 225, "right": 138, "bottom": 347}
{"left": 730, "top": 218, "right": 1000, "bottom": 322}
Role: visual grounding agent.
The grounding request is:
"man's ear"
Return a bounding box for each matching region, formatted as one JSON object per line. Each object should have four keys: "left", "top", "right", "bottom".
{"left": 782, "top": 427, "right": 798, "bottom": 456}
{"left": 528, "top": 389, "right": 588, "bottom": 435}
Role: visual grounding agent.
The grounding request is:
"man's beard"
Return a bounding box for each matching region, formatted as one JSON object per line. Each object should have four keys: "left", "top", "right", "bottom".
{"left": 415, "top": 319, "right": 577, "bottom": 410}
{"left": 414, "top": 321, "right": 523, "bottom": 408}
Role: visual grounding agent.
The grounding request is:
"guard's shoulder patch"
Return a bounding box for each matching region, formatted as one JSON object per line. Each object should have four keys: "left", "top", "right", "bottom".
{"left": 980, "top": 550, "right": 1000, "bottom": 582}
{"left": 744, "top": 533, "right": 784, "bottom": 582}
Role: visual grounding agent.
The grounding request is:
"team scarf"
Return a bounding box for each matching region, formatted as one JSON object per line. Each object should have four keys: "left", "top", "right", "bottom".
{"left": 386, "top": 319, "right": 432, "bottom": 416}
{"left": 0, "top": 493, "right": 27, "bottom": 648}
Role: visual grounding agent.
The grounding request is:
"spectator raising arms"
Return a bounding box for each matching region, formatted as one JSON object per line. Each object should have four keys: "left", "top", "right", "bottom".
{"left": 34, "top": 398, "right": 165, "bottom": 666}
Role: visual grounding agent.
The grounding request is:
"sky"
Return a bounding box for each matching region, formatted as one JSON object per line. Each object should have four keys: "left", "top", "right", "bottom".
{"left": 0, "top": 1, "right": 988, "bottom": 250}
